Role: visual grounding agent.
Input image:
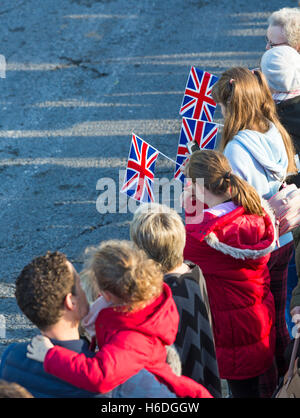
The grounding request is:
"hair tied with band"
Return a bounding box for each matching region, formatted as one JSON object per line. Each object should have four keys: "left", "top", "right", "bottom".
{"left": 224, "top": 170, "right": 232, "bottom": 180}
{"left": 229, "top": 78, "right": 235, "bottom": 84}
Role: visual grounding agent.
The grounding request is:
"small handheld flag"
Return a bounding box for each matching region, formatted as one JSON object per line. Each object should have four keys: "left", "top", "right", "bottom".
{"left": 121, "top": 133, "right": 159, "bottom": 203}
{"left": 179, "top": 67, "right": 218, "bottom": 122}
{"left": 174, "top": 117, "right": 219, "bottom": 183}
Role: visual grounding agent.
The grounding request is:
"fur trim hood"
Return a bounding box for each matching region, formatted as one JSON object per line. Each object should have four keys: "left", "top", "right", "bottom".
{"left": 187, "top": 199, "right": 276, "bottom": 260}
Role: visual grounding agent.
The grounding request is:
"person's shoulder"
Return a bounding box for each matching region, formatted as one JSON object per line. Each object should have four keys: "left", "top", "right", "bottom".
{"left": 165, "top": 263, "right": 204, "bottom": 290}
{"left": 0, "top": 341, "right": 39, "bottom": 369}
{"left": 277, "top": 95, "right": 300, "bottom": 110}
{"left": 0, "top": 343, "right": 17, "bottom": 374}
{"left": 180, "top": 262, "right": 203, "bottom": 283}
{"left": 0, "top": 341, "right": 109, "bottom": 398}
{"left": 0, "top": 342, "right": 35, "bottom": 378}
{"left": 1, "top": 342, "right": 27, "bottom": 364}
{"left": 223, "top": 134, "right": 252, "bottom": 157}
{"left": 225, "top": 129, "right": 260, "bottom": 150}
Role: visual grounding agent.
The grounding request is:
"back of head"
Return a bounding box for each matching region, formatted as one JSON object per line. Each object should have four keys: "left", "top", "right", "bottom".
{"left": 261, "top": 45, "right": 300, "bottom": 94}
{"left": 211, "top": 67, "right": 275, "bottom": 147}
{"left": 186, "top": 149, "right": 264, "bottom": 216}
{"left": 212, "top": 66, "right": 297, "bottom": 173}
{"left": 15, "top": 251, "right": 75, "bottom": 330}
{"left": 80, "top": 268, "right": 101, "bottom": 304}
{"left": 130, "top": 203, "right": 186, "bottom": 274}
{"left": 0, "top": 380, "right": 33, "bottom": 398}
{"left": 83, "top": 240, "right": 163, "bottom": 311}
{"left": 268, "top": 7, "right": 300, "bottom": 50}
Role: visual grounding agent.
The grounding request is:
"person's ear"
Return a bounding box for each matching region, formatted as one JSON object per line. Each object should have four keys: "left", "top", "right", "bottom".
{"left": 64, "top": 292, "right": 77, "bottom": 311}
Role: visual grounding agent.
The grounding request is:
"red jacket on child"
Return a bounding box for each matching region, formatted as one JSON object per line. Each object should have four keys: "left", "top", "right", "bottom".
{"left": 44, "top": 283, "right": 212, "bottom": 398}
{"left": 184, "top": 201, "right": 276, "bottom": 380}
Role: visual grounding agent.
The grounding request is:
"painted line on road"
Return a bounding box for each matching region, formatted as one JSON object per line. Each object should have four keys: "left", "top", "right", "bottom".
{"left": 64, "top": 14, "right": 138, "bottom": 19}
{"left": 0, "top": 119, "right": 181, "bottom": 138}
{"left": 31, "top": 100, "right": 151, "bottom": 108}
{"left": 6, "top": 51, "right": 262, "bottom": 72}
{"left": 0, "top": 157, "right": 175, "bottom": 168}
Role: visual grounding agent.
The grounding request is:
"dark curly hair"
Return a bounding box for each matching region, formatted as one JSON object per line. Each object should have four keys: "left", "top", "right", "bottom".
{"left": 15, "top": 251, "right": 76, "bottom": 330}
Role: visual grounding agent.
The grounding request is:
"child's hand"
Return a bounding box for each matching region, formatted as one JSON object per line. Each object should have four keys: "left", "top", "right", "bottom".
{"left": 26, "top": 335, "right": 54, "bottom": 362}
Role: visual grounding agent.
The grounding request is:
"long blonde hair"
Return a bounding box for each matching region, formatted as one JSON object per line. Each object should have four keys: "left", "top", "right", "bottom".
{"left": 186, "top": 149, "right": 264, "bottom": 216}
{"left": 211, "top": 67, "right": 297, "bottom": 173}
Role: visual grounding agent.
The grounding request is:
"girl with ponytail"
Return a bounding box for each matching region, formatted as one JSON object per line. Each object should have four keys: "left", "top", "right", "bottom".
{"left": 183, "top": 150, "right": 276, "bottom": 398}
{"left": 211, "top": 67, "right": 297, "bottom": 396}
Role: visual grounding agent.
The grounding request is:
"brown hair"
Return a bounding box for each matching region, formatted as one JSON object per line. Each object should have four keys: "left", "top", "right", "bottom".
{"left": 82, "top": 240, "right": 163, "bottom": 312}
{"left": 211, "top": 67, "right": 297, "bottom": 173}
{"left": 15, "top": 251, "right": 76, "bottom": 330}
{"left": 186, "top": 149, "right": 264, "bottom": 216}
{"left": 130, "top": 203, "right": 186, "bottom": 273}
{"left": 0, "top": 380, "right": 33, "bottom": 398}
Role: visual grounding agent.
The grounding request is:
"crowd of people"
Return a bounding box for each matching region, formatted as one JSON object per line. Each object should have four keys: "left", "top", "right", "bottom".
{"left": 0, "top": 7, "right": 300, "bottom": 399}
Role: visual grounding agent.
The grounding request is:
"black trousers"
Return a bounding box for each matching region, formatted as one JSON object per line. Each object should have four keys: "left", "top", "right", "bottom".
{"left": 227, "top": 376, "right": 260, "bottom": 398}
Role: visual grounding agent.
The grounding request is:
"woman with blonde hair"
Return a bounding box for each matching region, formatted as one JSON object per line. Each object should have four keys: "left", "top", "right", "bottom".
{"left": 211, "top": 67, "right": 297, "bottom": 396}
{"left": 130, "top": 202, "right": 222, "bottom": 398}
{"left": 183, "top": 149, "right": 276, "bottom": 398}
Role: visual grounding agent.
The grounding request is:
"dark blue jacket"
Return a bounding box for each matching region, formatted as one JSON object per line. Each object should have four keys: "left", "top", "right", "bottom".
{"left": 0, "top": 338, "right": 176, "bottom": 398}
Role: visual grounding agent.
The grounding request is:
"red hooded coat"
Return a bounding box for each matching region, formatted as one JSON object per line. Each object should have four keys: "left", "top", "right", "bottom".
{"left": 44, "top": 283, "right": 212, "bottom": 398}
{"left": 184, "top": 201, "right": 276, "bottom": 380}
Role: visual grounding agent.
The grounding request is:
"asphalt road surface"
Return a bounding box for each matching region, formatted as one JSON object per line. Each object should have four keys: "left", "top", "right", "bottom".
{"left": 0, "top": 0, "right": 296, "bottom": 375}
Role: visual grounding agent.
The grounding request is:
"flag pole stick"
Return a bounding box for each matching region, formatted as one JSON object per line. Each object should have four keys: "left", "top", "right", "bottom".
{"left": 154, "top": 148, "right": 177, "bottom": 165}
{"left": 131, "top": 132, "right": 177, "bottom": 165}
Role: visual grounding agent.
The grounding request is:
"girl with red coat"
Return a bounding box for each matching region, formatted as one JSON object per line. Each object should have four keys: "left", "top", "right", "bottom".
{"left": 211, "top": 68, "right": 297, "bottom": 397}
{"left": 183, "top": 150, "right": 276, "bottom": 398}
{"left": 26, "top": 240, "right": 212, "bottom": 398}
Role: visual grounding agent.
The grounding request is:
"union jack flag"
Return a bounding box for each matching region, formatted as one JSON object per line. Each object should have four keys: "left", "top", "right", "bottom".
{"left": 179, "top": 67, "right": 218, "bottom": 122}
{"left": 174, "top": 117, "right": 218, "bottom": 183}
{"left": 121, "top": 133, "right": 159, "bottom": 203}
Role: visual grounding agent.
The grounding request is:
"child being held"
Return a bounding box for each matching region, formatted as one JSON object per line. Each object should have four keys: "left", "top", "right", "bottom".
{"left": 27, "top": 240, "right": 212, "bottom": 398}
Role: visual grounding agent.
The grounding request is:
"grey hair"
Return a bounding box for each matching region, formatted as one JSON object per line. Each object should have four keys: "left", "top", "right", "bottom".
{"left": 268, "top": 7, "right": 300, "bottom": 49}
{"left": 130, "top": 203, "right": 186, "bottom": 274}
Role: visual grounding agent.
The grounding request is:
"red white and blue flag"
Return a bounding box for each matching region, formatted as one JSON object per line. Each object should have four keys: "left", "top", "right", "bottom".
{"left": 179, "top": 67, "right": 218, "bottom": 122}
{"left": 174, "top": 117, "right": 218, "bottom": 183}
{"left": 121, "top": 133, "right": 159, "bottom": 203}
